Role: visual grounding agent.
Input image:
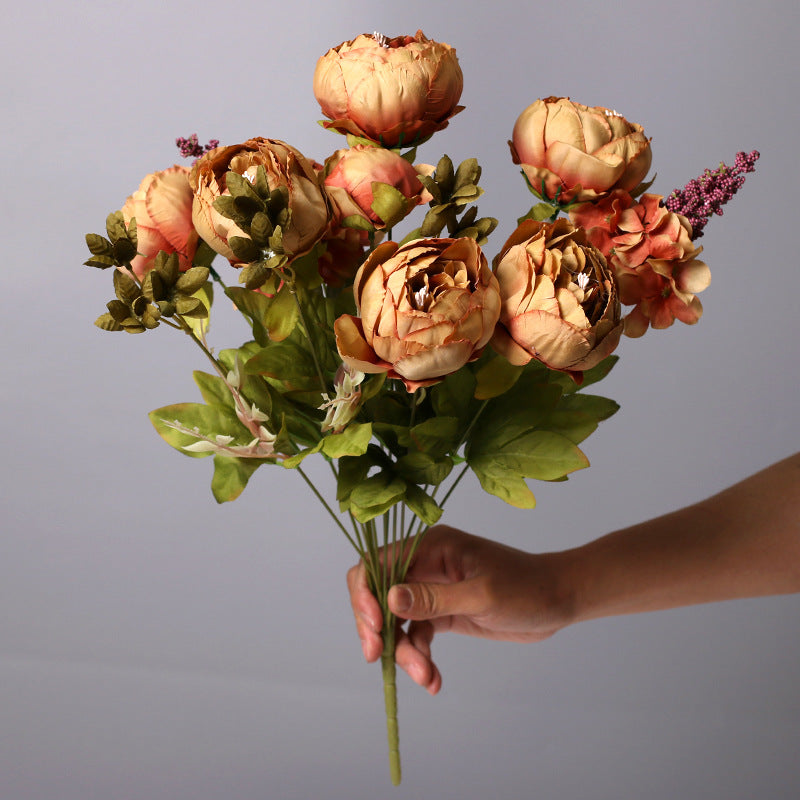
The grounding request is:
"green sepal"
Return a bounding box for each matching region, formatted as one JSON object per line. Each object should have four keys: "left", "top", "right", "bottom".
{"left": 155, "top": 251, "right": 180, "bottom": 286}
{"left": 340, "top": 214, "right": 375, "bottom": 233}
{"left": 433, "top": 155, "right": 455, "bottom": 197}
{"left": 321, "top": 422, "right": 373, "bottom": 459}
{"left": 105, "top": 211, "right": 128, "bottom": 243}
{"left": 474, "top": 357, "right": 524, "bottom": 400}
{"left": 517, "top": 203, "right": 557, "bottom": 226}
{"left": 370, "top": 182, "right": 411, "bottom": 229}
{"left": 192, "top": 239, "right": 218, "bottom": 268}
{"left": 113, "top": 238, "right": 138, "bottom": 263}
{"left": 454, "top": 158, "right": 481, "bottom": 193}
{"left": 403, "top": 483, "right": 443, "bottom": 526}
{"left": 211, "top": 455, "right": 266, "bottom": 503}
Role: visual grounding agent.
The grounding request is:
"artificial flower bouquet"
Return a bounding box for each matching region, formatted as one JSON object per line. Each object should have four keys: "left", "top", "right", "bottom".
{"left": 82, "top": 30, "right": 757, "bottom": 785}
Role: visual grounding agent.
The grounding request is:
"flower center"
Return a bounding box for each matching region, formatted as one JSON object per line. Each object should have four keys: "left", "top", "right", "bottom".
{"left": 372, "top": 31, "right": 390, "bottom": 48}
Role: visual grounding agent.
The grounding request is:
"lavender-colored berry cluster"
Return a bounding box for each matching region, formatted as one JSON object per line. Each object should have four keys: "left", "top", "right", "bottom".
{"left": 175, "top": 134, "right": 220, "bottom": 162}
{"left": 664, "top": 150, "right": 760, "bottom": 238}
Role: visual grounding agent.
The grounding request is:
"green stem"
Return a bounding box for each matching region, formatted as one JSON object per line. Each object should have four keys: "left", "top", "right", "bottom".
{"left": 296, "top": 467, "right": 363, "bottom": 556}
{"left": 381, "top": 616, "right": 401, "bottom": 786}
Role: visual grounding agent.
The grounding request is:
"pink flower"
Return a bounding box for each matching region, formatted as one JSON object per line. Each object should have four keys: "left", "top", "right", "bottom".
{"left": 324, "top": 145, "right": 432, "bottom": 229}
{"left": 120, "top": 166, "right": 199, "bottom": 279}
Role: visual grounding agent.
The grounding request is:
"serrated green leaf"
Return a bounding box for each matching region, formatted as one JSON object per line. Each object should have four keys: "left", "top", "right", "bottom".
{"left": 321, "top": 422, "right": 373, "bottom": 458}
{"left": 404, "top": 483, "right": 443, "bottom": 526}
{"left": 395, "top": 452, "right": 453, "bottom": 486}
{"left": 211, "top": 455, "right": 264, "bottom": 503}
{"left": 409, "top": 417, "right": 459, "bottom": 458}
{"left": 474, "top": 357, "right": 524, "bottom": 400}
{"left": 350, "top": 473, "right": 406, "bottom": 511}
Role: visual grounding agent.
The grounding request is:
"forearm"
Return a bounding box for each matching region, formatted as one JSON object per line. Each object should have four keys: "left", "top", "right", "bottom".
{"left": 559, "top": 453, "right": 800, "bottom": 625}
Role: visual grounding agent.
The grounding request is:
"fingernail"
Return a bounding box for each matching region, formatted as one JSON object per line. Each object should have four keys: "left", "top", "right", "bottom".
{"left": 392, "top": 586, "right": 412, "bottom": 613}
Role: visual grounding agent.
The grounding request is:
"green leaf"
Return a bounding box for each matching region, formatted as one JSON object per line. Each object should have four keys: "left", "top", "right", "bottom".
{"left": 228, "top": 236, "right": 262, "bottom": 264}
{"left": 549, "top": 355, "right": 620, "bottom": 394}
{"left": 404, "top": 484, "right": 443, "bottom": 526}
{"left": 245, "top": 340, "right": 318, "bottom": 389}
{"left": 175, "top": 267, "right": 211, "bottom": 295}
{"left": 84, "top": 255, "right": 117, "bottom": 270}
{"left": 517, "top": 202, "right": 556, "bottom": 225}
{"left": 94, "top": 312, "right": 123, "bottom": 331}
{"left": 432, "top": 368, "right": 477, "bottom": 422}
{"left": 340, "top": 214, "right": 375, "bottom": 233}
{"left": 282, "top": 440, "right": 324, "bottom": 469}
{"left": 227, "top": 285, "right": 298, "bottom": 344}
{"left": 350, "top": 473, "right": 406, "bottom": 513}
{"left": 336, "top": 454, "right": 372, "bottom": 506}
{"left": 184, "top": 282, "right": 213, "bottom": 339}
{"left": 409, "top": 417, "right": 460, "bottom": 458}
{"left": 113, "top": 269, "right": 140, "bottom": 304}
{"left": 474, "top": 357, "right": 524, "bottom": 400}
{"left": 211, "top": 456, "right": 264, "bottom": 503}
{"left": 454, "top": 157, "right": 481, "bottom": 192}
{"left": 558, "top": 393, "right": 620, "bottom": 422}
{"left": 321, "top": 422, "right": 373, "bottom": 459}
{"left": 469, "top": 459, "right": 537, "bottom": 509}
{"left": 193, "top": 371, "right": 235, "bottom": 410}
{"left": 395, "top": 452, "right": 453, "bottom": 486}
{"left": 148, "top": 403, "right": 250, "bottom": 459}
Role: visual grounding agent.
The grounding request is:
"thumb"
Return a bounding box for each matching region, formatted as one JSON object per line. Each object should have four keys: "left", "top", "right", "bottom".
{"left": 388, "top": 580, "right": 482, "bottom": 621}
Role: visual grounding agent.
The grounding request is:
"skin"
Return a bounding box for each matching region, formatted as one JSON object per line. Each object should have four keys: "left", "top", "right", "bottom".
{"left": 347, "top": 452, "right": 800, "bottom": 695}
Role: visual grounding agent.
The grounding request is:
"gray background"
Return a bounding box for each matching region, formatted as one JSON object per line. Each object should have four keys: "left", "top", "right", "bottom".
{"left": 2, "top": 0, "right": 798, "bottom": 797}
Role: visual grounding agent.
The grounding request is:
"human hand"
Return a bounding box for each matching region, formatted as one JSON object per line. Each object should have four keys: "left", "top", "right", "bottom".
{"left": 347, "top": 525, "right": 573, "bottom": 694}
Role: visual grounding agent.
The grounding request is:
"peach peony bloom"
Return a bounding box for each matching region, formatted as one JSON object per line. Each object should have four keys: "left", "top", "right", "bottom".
{"left": 323, "top": 145, "right": 432, "bottom": 229}
{"left": 120, "top": 166, "right": 199, "bottom": 279}
{"left": 509, "top": 97, "right": 652, "bottom": 204}
{"left": 189, "top": 138, "right": 330, "bottom": 264}
{"left": 334, "top": 237, "right": 501, "bottom": 391}
{"left": 314, "top": 31, "right": 464, "bottom": 148}
{"left": 491, "top": 219, "right": 622, "bottom": 375}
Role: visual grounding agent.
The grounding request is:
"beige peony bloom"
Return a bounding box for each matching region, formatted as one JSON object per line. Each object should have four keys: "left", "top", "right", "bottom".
{"left": 121, "top": 166, "right": 199, "bottom": 279}
{"left": 189, "top": 138, "right": 330, "bottom": 263}
{"left": 314, "top": 31, "right": 464, "bottom": 148}
{"left": 509, "top": 97, "right": 652, "bottom": 204}
{"left": 491, "top": 219, "right": 622, "bottom": 375}
{"left": 334, "top": 237, "right": 501, "bottom": 391}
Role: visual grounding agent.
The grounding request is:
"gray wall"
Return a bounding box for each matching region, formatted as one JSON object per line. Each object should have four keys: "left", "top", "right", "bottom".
{"left": 2, "top": 0, "right": 798, "bottom": 797}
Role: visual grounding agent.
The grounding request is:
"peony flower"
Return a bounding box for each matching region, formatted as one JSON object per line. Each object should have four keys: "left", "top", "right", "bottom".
{"left": 334, "top": 237, "right": 501, "bottom": 391}
{"left": 491, "top": 219, "right": 622, "bottom": 374}
{"left": 314, "top": 31, "right": 464, "bottom": 148}
{"left": 120, "top": 166, "right": 199, "bottom": 279}
{"left": 323, "top": 145, "right": 432, "bottom": 229}
{"left": 570, "top": 192, "right": 710, "bottom": 337}
{"left": 509, "top": 97, "right": 652, "bottom": 204}
{"left": 189, "top": 138, "right": 330, "bottom": 264}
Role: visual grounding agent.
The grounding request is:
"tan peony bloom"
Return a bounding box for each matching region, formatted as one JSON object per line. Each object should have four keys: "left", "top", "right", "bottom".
{"left": 314, "top": 31, "right": 464, "bottom": 148}
{"left": 334, "top": 237, "right": 501, "bottom": 391}
{"left": 491, "top": 219, "right": 622, "bottom": 375}
{"left": 189, "top": 138, "right": 330, "bottom": 263}
{"left": 509, "top": 97, "right": 652, "bottom": 204}
{"left": 121, "top": 166, "right": 199, "bottom": 279}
